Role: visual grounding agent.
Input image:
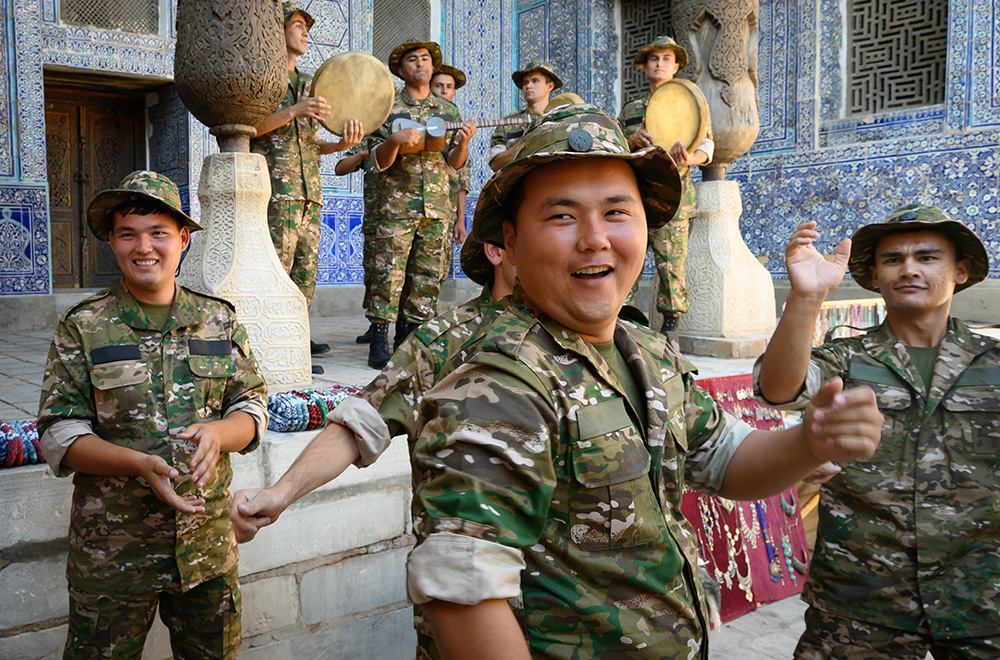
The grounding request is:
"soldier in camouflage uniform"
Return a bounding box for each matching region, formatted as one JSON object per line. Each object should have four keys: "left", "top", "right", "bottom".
{"left": 37, "top": 171, "right": 269, "bottom": 659}
{"left": 430, "top": 64, "right": 471, "bottom": 290}
{"left": 401, "top": 104, "right": 881, "bottom": 659}
{"left": 754, "top": 207, "right": 1000, "bottom": 659}
{"left": 620, "top": 36, "right": 715, "bottom": 334}
{"left": 335, "top": 140, "right": 380, "bottom": 344}
{"left": 250, "top": 1, "right": 363, "bottom": 363}
{"left": 488, "top": 60, "right": 562, "bottom": 172}
{"left": 367, "top": 41, "right": 476, "bottom": 368}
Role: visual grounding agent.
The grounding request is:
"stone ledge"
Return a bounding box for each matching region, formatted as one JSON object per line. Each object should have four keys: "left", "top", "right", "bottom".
{"left": 678, "top": 333, "right": 770, "bottom": 359}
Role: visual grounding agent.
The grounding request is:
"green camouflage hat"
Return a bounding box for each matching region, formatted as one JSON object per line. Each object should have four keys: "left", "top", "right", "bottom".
{"left": 388, "top": 41, "right": 443, "bottom": 78}
{"left": 433, "top": 64, "right": 467, "bottom": 90}
{"left": 460, "top": 103, "right": 681, "bottom": 286}
{"left": 86, "top": 170, "right": 203, "bottom": 241}
{"left": 282, "top": 0, "right": 314, "bottom": 29}
{"left": 633, "top": 35, "right": 688, "bottom": 71}
{"left": 512, "top": 59, "right": 564, "bottom": 90}
{"left": 848, "top": 203, "right": 989, "bottom": 293}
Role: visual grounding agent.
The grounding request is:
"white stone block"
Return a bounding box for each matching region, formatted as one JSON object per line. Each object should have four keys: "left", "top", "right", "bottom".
{"left": 237, "top": 488, "right": 409, "bottom": 575}
{"left": 238, "top": 607, "right": 415, "bottom": 660}
{"left": 0, "top": 557, "right": 67, "bottom": 629}
{"left": 0, "top": 624, "right": 66, "bottom": 660}
{"left": 230, "top": 447, "right": 266, "bottom": 494}
{"left": 300, "top": 547, "right": 409, "bottom": 624}
{"left": 0, "top": 465, "right": 74, "bottom": 547}
{"left": 241, "top": 574, "right": 299, "bottom": 637}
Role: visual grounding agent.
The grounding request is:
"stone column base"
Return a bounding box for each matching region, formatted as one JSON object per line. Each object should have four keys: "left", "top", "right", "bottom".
{"left": 677, "top": 179, "right": 776, "bottom": 356}
{"left": 179, "top": 152, "right": 312, "bottom": 390}
{"left": 678, "top": 332, "right": 770, "bottom": 359}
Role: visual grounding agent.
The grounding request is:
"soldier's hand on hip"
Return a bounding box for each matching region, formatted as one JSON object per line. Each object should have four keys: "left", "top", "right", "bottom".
{"left": 292, "top": 94, "right": 332, "bottom": 120}
{"left": 139, "top": 454, "right": 206, "bottom": 513}
{"left": 802, "top": 377, "right": 883, "bottom": 464}
{"left": 181, "top": 423, "right": 224, "bottom": 488}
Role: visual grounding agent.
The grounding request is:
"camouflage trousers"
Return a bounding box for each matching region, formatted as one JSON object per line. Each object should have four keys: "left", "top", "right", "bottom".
{"left": 361, "top": 226, "right": 377, "bottom": 312}
{"left": 367, "top": 216, "right": 450, "bottom": 324}
{"left": 625, "top": 216, "right": 691, "bottom": 316}
{"left": 267, "top": 199, "right": 322, "bottom": 307}
{"left": 795, "top": 607, "right": 1000, "bottom": 660}
{"left": 64, "top": 569, "right": 240, "bottom": 660}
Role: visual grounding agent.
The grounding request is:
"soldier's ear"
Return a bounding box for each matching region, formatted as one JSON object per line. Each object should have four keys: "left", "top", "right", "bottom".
{"left": 502, "top": 221, "right": 517, "bottom": 265}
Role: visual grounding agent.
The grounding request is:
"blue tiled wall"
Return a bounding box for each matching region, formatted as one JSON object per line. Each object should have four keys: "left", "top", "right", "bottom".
{"left": 3, "top": 0, "right": 997, "bottom": 296}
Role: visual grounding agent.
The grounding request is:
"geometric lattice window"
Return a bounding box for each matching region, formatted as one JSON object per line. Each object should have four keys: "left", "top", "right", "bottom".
{"left": 60, "top": 0, "right": 158, "bottom": 34}
{"left": 373, "top": 0, "right": 431, "bottom": 66}
{"left": 848, "top": 0, "right": 947, "bottom": 115}
{"left": 619, "top": 0, "right": 674, "bottom": 106}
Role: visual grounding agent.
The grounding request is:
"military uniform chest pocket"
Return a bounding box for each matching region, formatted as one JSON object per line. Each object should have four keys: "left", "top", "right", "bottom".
{"left": 943, "top": 371, "right": 1000, "bottom": 454}
{"left": 569, "top": 398, "right": 665, "bottom": 552}
{"left": 847, "top": 363, "right": 914, "bottom": 460}
{"left": 187, "top": 339, "right": 236, "bottom": 417}
{"left": 89, "top": 346, "right": 149, "bottom": 423}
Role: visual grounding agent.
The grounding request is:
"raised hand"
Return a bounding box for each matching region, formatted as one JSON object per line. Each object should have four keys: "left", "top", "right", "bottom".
{"left": 786, "top": 221, "right": 852, "bottom": 300}
{"left": 292, "top": 94, "right": 332, "bottom": 121}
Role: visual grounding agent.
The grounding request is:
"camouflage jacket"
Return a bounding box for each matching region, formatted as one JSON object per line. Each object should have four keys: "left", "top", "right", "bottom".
{"left": 488, "top": 107, "right": 538, "bottom": 163}
{"left": 407, "top": 294, "right": 754, "bottom": 658}
{"left": 250, "top": 69, "right": 323, "bottom": 204}
{"left": 372, "top": 88, "right": 461, "bottom": 220}
{"left": 618, "top": 93, "right": 714, "bottom": 221}
{"left": 752, "top": 318, "right": 1000, "bottom": 638}
{"left": 37, "top": 280, "right": 268, "bottom": 594}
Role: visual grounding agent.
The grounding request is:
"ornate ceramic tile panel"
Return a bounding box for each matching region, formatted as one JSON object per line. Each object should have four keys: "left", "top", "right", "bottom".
{"left": 0, "top": 184, "right": 50, "bottom": 294}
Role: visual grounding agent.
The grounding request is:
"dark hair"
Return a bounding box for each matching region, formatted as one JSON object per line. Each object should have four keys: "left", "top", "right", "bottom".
{"left": 110, "top": 200, "right": 185, "bottom": 232}
{"left": 503, "top": 176, "right": 529, "bottom": 231}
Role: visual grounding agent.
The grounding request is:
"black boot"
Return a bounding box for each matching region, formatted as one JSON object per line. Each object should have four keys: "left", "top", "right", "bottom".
{"left": 393, "top": 319, "right": 419, "bottom": 352}
{"left": 660, "top": 314, "right": 679, "bottom": 334}
{"left": 355, "top": 323, "right": 373, "bottom": 344}
{"left": 368, "top": 322, "right": 391, "bottom": 369}
{"left": 311, "top": 339, "right": 330, "bottom": 355}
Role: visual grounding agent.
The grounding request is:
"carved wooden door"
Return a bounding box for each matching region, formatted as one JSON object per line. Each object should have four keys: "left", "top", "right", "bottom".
{"left": 45, "top": 90, "right": 145, "bottom": 288}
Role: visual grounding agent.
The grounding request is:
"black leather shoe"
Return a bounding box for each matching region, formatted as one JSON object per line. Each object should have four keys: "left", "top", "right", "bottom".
{"left": 311, "top": 340, "right": 330, "bottom": 355}
{"left": 355, "top": 323, "right": 373, "bottom": 344}
{"left": 368, "top": 322, "right": 391, "bottom": 369}
{"left": 311, "top": 364, "right": 325, "bottom": 375}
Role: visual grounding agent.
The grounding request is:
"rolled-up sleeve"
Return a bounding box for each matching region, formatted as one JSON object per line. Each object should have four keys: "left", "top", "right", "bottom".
{"left": 407, "top": 531, "right": 525, "bottom": 605}
{"left": 223, "top": 318, "right": 269, "bottom": 454}
{"left": 326, "top": 395, "right": 391, "bottom": 467}
{"left": 39, "top": 419, "right": 93, "bottom": 478}
{"left": 751, "top": 347, "right": 846, "bottom": 412}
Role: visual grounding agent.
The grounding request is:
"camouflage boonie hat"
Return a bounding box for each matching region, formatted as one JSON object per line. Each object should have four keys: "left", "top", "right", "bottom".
{"left": 282, "top": 0, "right": 314, "bottom": 29}
{"left": 86, "top": 170, "right": 203, "bottom": 241}
{"left": 849, "top": 203, "right": 989, "bottom": 293}
{"left": 461, "top": 103, "right": 681, "bottom": 286}
{"left": 433, "top": 64, "right": 467, "bottom": 90}
{"left": 512, "top": 59, "right": 564, "bottom": 90}
{"left": 633, "top": 35, "right": 688, "bottom": 71}
{"left": 388, "top": 41, "right": 443, "bottom": 78}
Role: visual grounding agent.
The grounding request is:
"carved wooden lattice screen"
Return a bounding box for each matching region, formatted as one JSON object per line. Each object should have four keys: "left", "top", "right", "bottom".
{"left": 372, "top": 0, "right": 432, "bottom": 66}
{"left": 620, "top": 0, "right": 673, "bottom": 107}
{"left": 848, "top": 0, "right": 947, "bottom": 115}
{"left": 60, "top": 0, "right": 158, "bottom": 34}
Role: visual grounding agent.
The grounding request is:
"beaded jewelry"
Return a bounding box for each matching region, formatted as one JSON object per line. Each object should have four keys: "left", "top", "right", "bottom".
{"left": 738, "top": 502, "right": 760, "bottom": 549}
{"left": 756, "top": 500, "right": 782, "bottom": 583}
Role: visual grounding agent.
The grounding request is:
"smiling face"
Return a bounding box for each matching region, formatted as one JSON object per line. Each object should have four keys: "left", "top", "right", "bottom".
{"left": 108, "top": 211, "right": 189, "bottom": 305}
{"left": 284, "top": 13, "right": 309, "bottom": 57}
{"left": 400, "top": 47, "right": 433, "bottom": 85}
{"left": 870, "top": 229, "right": 970, "bottom": 318}
{"left": 521, "top": 71, "right": 555, "bottom": 105}
{"left": 431, "top": 73, "right": 457, "bottom": 102}
{"left": 502, "top": 158, "right": 647, "bottom": 343}
{"left": 644, "top": 49, "right": 680, "bottom": 88}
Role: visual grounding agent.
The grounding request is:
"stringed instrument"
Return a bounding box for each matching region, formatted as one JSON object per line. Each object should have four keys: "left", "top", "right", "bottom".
{"left": 391, "top": 93, "right": 588, "bottom": 154}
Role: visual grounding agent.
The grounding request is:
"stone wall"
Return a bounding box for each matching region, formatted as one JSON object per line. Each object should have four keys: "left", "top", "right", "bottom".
{"left": 0, "top": 434, "right": 416, "bottom": 660}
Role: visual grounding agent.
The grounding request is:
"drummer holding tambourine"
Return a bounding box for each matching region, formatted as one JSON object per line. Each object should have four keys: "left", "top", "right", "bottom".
{"left": 250, "top": 1, "right": 365, "bottom": 371}
{"left": 619, "top": 35, "right": 714, "bottom": 335}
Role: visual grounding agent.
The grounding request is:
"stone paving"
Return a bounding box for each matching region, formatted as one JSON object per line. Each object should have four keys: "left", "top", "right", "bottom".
{"left": 3, "top": 311, "right": 811, "bottom": 658}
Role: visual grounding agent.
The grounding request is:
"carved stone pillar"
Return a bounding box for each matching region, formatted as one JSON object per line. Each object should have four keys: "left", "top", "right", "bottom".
{"left": 178, "top": 155, "right": 312, "bottom": 389}
{"left": 174, "top": 0, "right": 313, "bottom": 387}
{"left": 676, "top": 181, "right": 775, "bottom": 357}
